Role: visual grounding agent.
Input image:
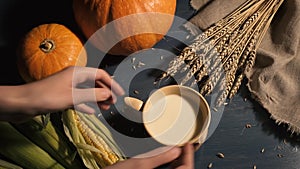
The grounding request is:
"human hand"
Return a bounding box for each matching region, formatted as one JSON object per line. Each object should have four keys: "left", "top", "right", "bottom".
{"left": 169, "top": 143, "right": 194, "bottom": 169}
{"left": 105, "top": 144, "right": 194, "bottom": 169}
{"left": 0, "top": 66, "right": 124, "bottom": 122}
{"left": 27, "top": 66, "right": 124, "bottom": 113}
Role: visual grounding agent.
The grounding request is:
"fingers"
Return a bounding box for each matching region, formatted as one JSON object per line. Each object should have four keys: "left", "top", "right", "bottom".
{"left": 73, "top": 88, "right": 112, "bottom": 104}
{"left": 72, "top": 67, "right": 124, "bottom": 110}
{"left": 95, "top": 73, "right": 125, "bottom": 96}
{"left": 170, "top": 143, "right": 194, "bottom": 169}
{"left": 180, "top": 143, "right": 194, "bottom": 168}
{"left": 106, "top": 147, "right": 181, "bottom": 169}
{"left": 73, "top": 67, "right": 124, "bottom": 96}
{"left": 97, "top": 102, "right": 111, "bottom": 110}
{"left": 75, "top": 103, "right": 95, "bottom": 114}
{"left": 133, "top": 146, "right": 182, "bottom": 168}
{"left": 73, "top": 66, "right": 102, "bottom": 84}
{"left": 75, "top": 101, "right": 112, "bottom": 114}
{"left": 95, "top": 81, "right": 117, "bottom": 104}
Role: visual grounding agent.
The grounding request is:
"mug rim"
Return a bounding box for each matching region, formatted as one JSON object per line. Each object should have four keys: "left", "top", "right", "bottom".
{"left": 142, "top": 85, "right": 211, "bottom": 147}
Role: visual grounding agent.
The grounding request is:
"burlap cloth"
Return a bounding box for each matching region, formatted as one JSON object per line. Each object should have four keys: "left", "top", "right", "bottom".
{"left": 186, "top": 0, "right": 300, "bottom": 134}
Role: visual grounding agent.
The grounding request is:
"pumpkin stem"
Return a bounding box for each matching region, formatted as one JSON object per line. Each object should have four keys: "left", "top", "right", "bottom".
{"left": 40, "top": 39, "right": 55, "bottom": 53}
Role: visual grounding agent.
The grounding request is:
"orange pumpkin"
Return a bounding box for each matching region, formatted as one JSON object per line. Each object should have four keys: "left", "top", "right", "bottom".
{"left": 17, "top": 23, "right": 87, "bottom": 82}
{"left": 73, "top": 0, "right": 177, "bottom": 56}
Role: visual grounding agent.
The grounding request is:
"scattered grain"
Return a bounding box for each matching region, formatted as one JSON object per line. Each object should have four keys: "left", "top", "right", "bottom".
{"left": 132, "top": 65, "right": 137, "bottom": 70}
{"left": 131, "top": 57, "right": 136, "bottom": 64}
{"left": 216, "top": 152, "right": 225, "bottom": 158}
{"left": 137, "top": 61, "right": 145, "bottom": 68}
{"left": 245, "top": 123, "right": 252, "bottom": 128}
{"left": 276, "top": 145, "right": 283, "bottom": 150}
{"left": 292, "top": 147, "right": 298, "bottom": 153}
{"left": 207, "top": 162, "right": 213, "bottom": 169}
{"left": 277, "top": 154, "right": 284, "bottom": 158}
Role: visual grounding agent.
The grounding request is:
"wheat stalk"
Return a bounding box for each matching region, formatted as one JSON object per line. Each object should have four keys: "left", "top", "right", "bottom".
{"left": 158, "top": 0, "right": 285, "bottom": 107}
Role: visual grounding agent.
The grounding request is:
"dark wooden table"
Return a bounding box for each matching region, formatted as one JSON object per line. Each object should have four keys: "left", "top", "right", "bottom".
{"left": 0, "top": 0, "right": 299, "bottom": 169}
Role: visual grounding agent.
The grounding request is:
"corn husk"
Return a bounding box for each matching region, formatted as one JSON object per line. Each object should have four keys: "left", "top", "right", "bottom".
{"left": 62, "top": 109, "right": 126, "bottom": 169}
{"left": 12, "top": 115, "right": 84, "bottom": 169}
{"left": 0, "top": 121, "right": 65, "bottom": 169}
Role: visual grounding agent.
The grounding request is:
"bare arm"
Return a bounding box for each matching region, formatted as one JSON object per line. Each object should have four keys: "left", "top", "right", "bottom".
{"left": 0, "top": 66, "right": 124, "bottom": 123}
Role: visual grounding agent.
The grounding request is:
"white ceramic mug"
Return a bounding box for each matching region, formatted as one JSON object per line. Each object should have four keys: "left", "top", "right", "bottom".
{"left": 124, "top": 85, "right": 211, "bottom": 149}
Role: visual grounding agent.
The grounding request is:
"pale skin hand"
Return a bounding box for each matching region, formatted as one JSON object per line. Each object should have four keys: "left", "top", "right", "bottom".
{"left": 0, "top": 66, "right": 195, "bottom": 168}
{"left": 105, "top": 144, "right": 194, "bottom": 169}
{"left": 0, "top": 66, "right": 124, "bottom": 123}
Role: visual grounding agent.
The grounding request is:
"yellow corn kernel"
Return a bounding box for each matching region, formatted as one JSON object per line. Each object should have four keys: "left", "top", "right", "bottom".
{"left": 73, "top": 112, "right": 119, "bottom": 168}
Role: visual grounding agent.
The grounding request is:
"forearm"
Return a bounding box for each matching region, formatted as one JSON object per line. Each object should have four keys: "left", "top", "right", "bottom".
{"left": 0, "top": 66, "right": 125, "bottom": 122}
{"left": 0, "top": 85, "right": 37, "bottom": 119}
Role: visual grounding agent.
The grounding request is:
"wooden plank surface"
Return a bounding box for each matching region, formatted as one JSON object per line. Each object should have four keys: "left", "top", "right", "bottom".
{"left": 0, "top": 0, "right": 299, "bottom": 169}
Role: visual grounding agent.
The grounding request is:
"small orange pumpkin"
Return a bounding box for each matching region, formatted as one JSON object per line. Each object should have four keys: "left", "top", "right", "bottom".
{"left": 17, "top": 23, "right": 87, "bottom": 82}
{"left": 73, "top": 0, "right": 177, "bottom": 56}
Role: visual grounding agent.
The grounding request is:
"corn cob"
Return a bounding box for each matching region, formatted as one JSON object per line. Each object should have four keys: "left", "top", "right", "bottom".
{"left": 11, "top": 115, "right": 85, "bottom": 169}
{"left": 62, "top": 109, "right": 99, "bottom": 169}
{"left": 76, "top": 111, "right": 125, "bottom": 159}
{"left": 62, "top": 109, "right": 125, "bottom": 169}
{"left": 75, "top": 114, "right": 118, "bottom": 167}
{"left": 0, "top": 121, "right": 65, "bottom": 169}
